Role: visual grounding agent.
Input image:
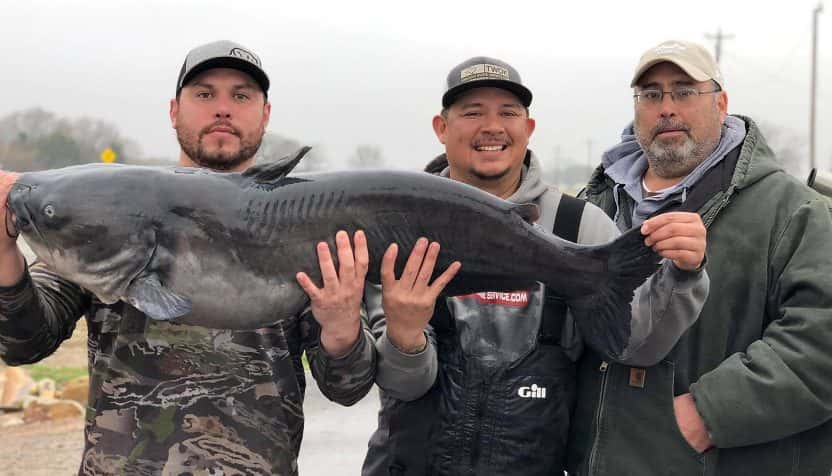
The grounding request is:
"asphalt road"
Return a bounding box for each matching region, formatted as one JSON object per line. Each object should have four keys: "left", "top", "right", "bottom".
{"left": 300, "top": 382, "right": 379, "bottom": 475}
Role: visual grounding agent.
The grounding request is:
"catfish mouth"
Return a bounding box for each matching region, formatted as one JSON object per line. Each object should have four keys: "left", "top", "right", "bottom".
{"left": 6, "top": 184, "right": 49, "bottom": 247}
{"left": 6, "top": 183, "right": 62, "bottom": 268}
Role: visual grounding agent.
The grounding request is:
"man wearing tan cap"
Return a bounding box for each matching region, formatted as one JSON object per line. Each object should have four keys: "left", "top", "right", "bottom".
{"left": 567, "top": 39, "right": 832, "bottom": 476}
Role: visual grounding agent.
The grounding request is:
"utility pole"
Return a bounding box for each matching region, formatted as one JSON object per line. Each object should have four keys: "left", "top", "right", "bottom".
{"left": 705, "top": 28, "right": 734, "bottom": 63}
{"left": 810, "top": 3, "right": 823, "bottom": 171}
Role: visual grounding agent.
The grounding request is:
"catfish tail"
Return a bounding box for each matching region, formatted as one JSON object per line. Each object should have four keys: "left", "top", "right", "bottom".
{"left": 566, "top": 226, "right": 662, "bottom": 357}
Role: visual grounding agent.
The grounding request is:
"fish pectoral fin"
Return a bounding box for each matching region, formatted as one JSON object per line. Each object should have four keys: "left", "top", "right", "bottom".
{"left": 124, "top": 274, "right": 192, "bottom": 321}
{"left": 242, "top": 145, "right": 311, "bottom": 183}
{"left": 512, "top": 203, "right": 540, "bottom": 223}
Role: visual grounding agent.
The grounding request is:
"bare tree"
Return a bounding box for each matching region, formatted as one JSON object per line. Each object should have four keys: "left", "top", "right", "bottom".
{"left": 348, "top": 144, "right": 385, "bottom": 169}
{"left": 0, "top": 108, "right": 142, "bottom": 170}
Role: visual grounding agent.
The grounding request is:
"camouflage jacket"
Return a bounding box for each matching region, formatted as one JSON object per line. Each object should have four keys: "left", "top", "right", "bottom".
{"left": 0, "top": 262, "right": 376, "bottom": 476}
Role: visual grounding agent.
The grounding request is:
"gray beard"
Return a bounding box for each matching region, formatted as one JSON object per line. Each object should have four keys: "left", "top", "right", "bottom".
{"left": 644, "top": 134, "right": 718, "bottom": 179}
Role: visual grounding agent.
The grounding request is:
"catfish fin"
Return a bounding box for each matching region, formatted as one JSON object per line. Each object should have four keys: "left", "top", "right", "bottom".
{"left": 512, "top": 203, "right": 539, "bottom": 223}
{"left": 124, "top": 274, "right": 192, "bottom": 321}
{"left": 242, "top": 146, "right": 312, "bottom": 183}
{"left": 565, "top": 226, "right": 663, "bottom": 357}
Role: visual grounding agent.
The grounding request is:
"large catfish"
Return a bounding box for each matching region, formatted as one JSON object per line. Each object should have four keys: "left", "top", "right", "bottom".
{"left": 5, "top": 147, "right": 660, "bottom": 352}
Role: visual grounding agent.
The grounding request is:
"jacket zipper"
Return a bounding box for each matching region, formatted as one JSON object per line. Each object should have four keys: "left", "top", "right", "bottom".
{"left": 469, "top": 381, "right": 489, "bottom": 474}
{"left": 587, "top": 360, "right": 609, "bottom": 475}
{"left": 702, "top": 189, "right": 733, "bottom": 228}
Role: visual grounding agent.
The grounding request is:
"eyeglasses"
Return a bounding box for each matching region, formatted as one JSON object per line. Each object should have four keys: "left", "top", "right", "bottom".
{"left": 633, "top": 86, "right": 721, "bottom": 106}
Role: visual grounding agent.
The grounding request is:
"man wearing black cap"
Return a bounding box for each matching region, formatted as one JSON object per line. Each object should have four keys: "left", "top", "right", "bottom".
{"left": 0, "top": 40, "right": 374, "bottom": 475}
{"left": 361, "top": 56, "right": 710, "bottom": 476}
{"left": 171, "top": 39, "right": 272, "bottom": 172}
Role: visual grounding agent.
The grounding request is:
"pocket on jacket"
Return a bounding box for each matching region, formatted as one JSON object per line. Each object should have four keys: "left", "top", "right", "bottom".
{"left": 590, "top": 360, "right": 706, "bottom": 476}
{"left": 658, "top": 361, "right": 706, "bottom": 463}
{"left": 490, "top": 373, "right": 573, "bottom": 472}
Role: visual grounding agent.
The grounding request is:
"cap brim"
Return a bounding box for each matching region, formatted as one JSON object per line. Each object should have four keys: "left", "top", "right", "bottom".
{"left": 442, "top": 80, "right": 532, "bottom": 108}
{"left": 179, "top": 57, "right": 270, "bottom": 94}
{"left": 630, "top": 58, "right": 711, "bottom": 87}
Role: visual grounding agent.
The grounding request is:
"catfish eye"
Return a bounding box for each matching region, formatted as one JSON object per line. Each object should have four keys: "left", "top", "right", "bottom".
{"left": 43, "top": 205, "right": 55, "bottom": 218}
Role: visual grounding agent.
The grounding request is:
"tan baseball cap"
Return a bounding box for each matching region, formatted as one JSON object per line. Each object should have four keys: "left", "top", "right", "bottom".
{"left": 630, "top": 40, "right": 724, "bottom": 89}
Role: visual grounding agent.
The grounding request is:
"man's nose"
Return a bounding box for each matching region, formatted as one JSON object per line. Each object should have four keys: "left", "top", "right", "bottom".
{"left": 213, "top": 96, "right": 233, "bottom": 119}
{"left": 658, "top": 93, "right": 678, "bottom": 117}
{"left": 481, "top": 112, "right": 505, "bottom": 133}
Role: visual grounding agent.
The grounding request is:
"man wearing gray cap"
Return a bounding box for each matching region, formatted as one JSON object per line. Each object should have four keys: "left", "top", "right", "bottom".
{"left": 361, "top": 56, "right": 710, "bottom": 476}
{"left": 567, "top": 40, "right": 832, "bottom": 476}
{"left": 0, "top": 40, "right": 374, "bottom": 475}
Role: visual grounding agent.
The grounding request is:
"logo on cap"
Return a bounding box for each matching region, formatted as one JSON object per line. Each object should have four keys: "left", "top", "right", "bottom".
{"left": 460, "top": 64, "right": 510, "bottom": 83}
{"left": 652, "top": 42, "right": 688, "bottom": 55}
{"left": 229, "top": 47, "right": 260, "bottom": 66}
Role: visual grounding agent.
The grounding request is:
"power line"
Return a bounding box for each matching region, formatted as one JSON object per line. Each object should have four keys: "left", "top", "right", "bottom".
{"left": 705, "top": 28, "right": 735, "bottom": 63}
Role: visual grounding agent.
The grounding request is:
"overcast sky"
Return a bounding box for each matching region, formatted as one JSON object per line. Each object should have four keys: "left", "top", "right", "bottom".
{"left": 1, "top": 0, "right": 829, "bottom": 175}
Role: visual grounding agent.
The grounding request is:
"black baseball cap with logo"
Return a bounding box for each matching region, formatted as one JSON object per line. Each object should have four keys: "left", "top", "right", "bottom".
{"left": 175, "top": 40, "right": 270, "bottom": 97}
{"left": 442, "top": 56, "right": 532, "bottom": 108}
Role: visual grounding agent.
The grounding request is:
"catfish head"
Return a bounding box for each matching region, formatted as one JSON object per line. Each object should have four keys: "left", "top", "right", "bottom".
{"left": 7, "top": 164, "right": 160, "bottom": 304}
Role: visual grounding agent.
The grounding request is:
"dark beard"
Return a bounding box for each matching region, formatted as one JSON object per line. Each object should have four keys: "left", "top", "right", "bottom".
{"left": 177, "top": 129, "right": 262, "bottom": 171}
{"left": 470, "top": 166, "right": 511, "bottom": 182}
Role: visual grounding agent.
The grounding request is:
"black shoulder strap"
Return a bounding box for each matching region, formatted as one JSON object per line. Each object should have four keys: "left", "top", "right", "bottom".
{"left": 552, "top": 193, "right": 586, "bottom": 240}
{"left": 539, "top": 193, "right": 586, "bottom": 344}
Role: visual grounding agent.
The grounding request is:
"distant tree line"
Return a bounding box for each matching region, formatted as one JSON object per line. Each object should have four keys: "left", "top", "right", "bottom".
{"left": 258, "top": 133, "right": 386, "bottom": 172}
{"left": 0, "top": 108, "right": 142, "bottom": 171}
{"left": 0, "top": 107, "right": 384, "bottom": 173}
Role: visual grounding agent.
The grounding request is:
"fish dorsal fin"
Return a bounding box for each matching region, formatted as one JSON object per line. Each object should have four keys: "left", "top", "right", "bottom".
{"left": 513, "top": 203, "right": 540, "bottom": 224}
{"left": 242, "top": 146, "right": 312, "bottom": 183}
{"left": 124, "top": 274, "right": 192, "bottom": 321}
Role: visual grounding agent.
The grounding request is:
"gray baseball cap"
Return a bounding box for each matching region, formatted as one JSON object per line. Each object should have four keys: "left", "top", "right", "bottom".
{"left": 631, "top": 40, "right": 724, "bottom": 89}
{"left": 442, "top": 56, "right": 532, "bottom": 108}
{"left": 175, "top": 40, "right": 270, "bottom": 96}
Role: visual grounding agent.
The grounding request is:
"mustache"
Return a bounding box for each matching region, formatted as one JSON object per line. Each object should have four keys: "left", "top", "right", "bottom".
{"left": 472, "top": 135, "right": 513, "bottom": 147}
{"left": 651, "top": 119, "right": 690, "bottom": 139}
{"left": 201, "top": 121, "right": 241, "bottom": 138}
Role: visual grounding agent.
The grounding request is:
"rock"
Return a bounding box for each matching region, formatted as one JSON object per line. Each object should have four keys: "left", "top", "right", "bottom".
{"left": 1, "top": 367, "right": 35, "bottom": 408}
{"left": 23, "top": 399, "right": 84, "bottom": 422}
{"left": 0, "top": 412, "right": 24, "bottom": 428}
{"left": 58, "top": 376, "right": 90, "bottom": 405}
{"left": 36, "top": 378, "right": 57, "bottom": 400}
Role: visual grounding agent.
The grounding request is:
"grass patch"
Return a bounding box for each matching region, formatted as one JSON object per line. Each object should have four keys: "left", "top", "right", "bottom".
{"left": 23, "top": 364, "right": 87, "bottom": 386}
{"left": 18, "top": 353, "right": 307, "bottom": 388}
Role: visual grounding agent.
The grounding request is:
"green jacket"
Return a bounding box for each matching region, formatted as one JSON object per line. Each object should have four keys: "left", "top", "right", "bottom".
{"left": 567, "top": 116, "right": 832, "bottom": 476}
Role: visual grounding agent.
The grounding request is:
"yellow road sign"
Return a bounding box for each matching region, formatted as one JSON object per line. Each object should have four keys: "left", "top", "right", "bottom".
{"left": 100, "top": 148, "right": 117, "bottom": 163}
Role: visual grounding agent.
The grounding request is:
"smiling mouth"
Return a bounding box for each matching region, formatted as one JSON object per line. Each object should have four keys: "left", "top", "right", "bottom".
{"left": 474, "top": 145, "right": 508, "bottom": 152}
